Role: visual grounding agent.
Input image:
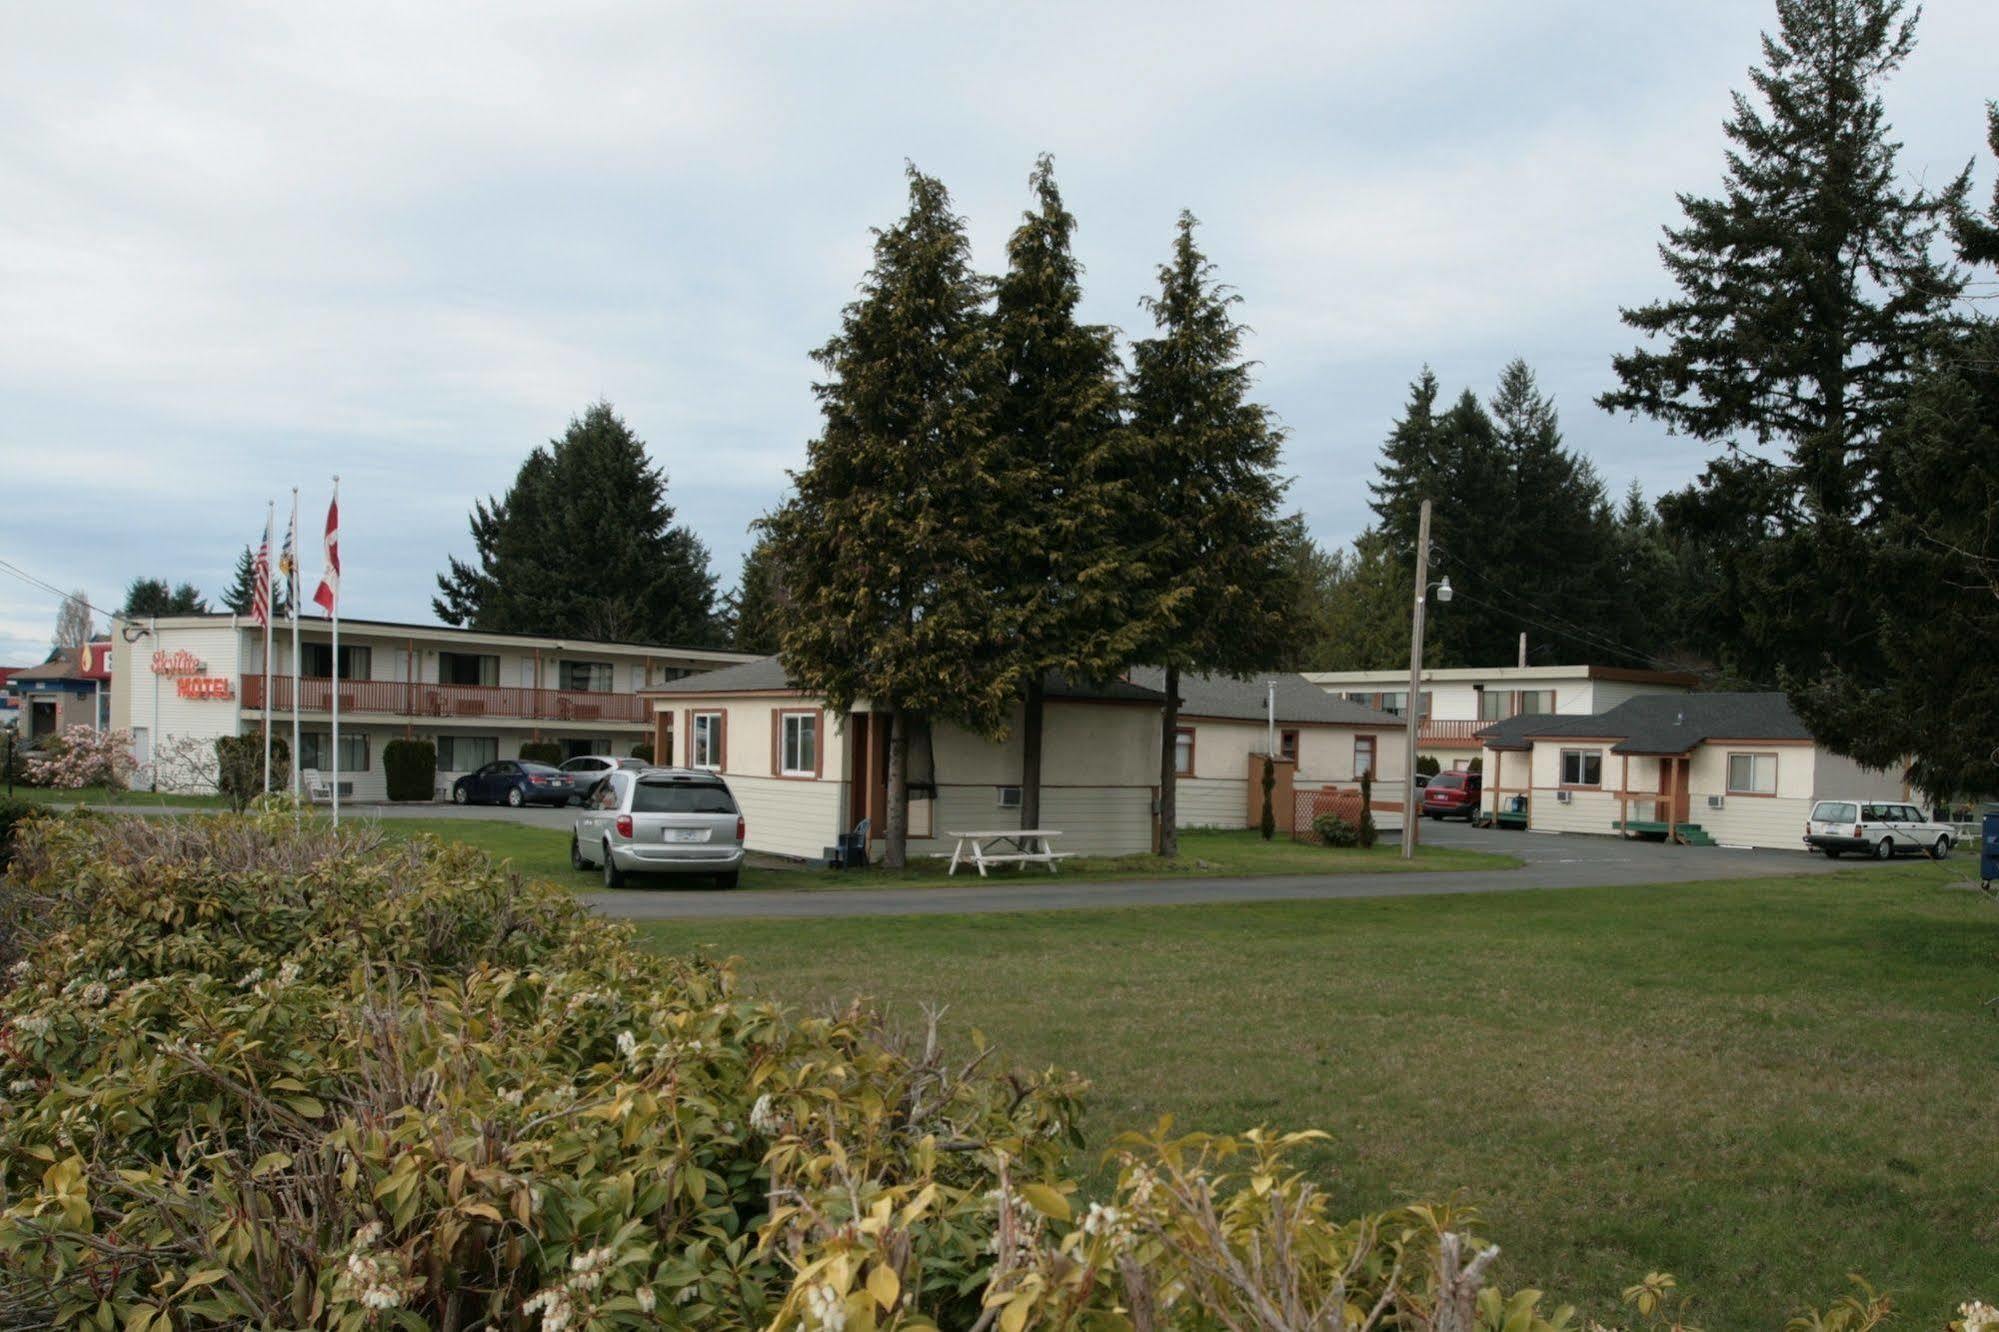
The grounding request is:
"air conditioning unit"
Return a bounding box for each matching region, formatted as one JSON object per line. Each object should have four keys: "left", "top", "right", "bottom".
{"left": 1707, "top": 795, "right": 1724, "bottom": 810}
{"left": 997, "top": 785, "right": 1022, "bottom": 809}
{"left": 1555, "top": 790, "right": 1572, "bottom": 804}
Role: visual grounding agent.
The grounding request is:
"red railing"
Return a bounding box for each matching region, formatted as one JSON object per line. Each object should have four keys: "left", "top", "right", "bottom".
{"left": 1417, "top": 719, "right": 1489, "bottom": 746}
{"left": 240, "top": 676, "right": 649, "bottom": 724}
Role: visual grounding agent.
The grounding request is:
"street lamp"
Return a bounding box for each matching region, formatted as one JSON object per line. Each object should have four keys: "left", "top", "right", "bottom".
{"left": 1399, "top": 501, "right": 1450, "bottom": 860}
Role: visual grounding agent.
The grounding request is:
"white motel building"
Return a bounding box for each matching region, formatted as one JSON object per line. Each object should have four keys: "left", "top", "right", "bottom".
{"left": 108, "top": 613, "right": 755, "bottom": 800}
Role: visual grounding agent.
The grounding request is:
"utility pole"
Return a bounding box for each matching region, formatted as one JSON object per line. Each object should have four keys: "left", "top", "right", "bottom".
{"left": 1400, "top": 499, "right": 1432, "bottom": 860}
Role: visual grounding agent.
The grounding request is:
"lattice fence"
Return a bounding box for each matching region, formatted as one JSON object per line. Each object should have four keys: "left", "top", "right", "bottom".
{"left": 1291, "top": 786, "right": 1367, "bottom": 844}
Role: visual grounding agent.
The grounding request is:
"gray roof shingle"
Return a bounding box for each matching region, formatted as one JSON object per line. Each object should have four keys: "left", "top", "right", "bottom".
{"left": 648, "top": 657, "right": 1168, "bottom": 705}
{"left": 1125, "top": 667, "right": 1403, "bottom": 726}
{"left": 1475, "top": 691, "right": 1808, "bottom": 754}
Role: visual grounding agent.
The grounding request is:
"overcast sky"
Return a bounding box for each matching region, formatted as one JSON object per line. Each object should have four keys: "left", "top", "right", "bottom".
{"left": 3, "top": 1, "right": 1994, "bottom": 664}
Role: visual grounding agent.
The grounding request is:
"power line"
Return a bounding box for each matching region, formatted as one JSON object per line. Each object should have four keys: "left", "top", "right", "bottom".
{"left": 0, "top": 556, "right": 127, "bottom": 629}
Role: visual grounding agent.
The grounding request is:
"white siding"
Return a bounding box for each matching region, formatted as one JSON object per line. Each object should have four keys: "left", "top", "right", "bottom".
{"left": 1531, "top": 788, "right": 1620, "bottom": 835}
{"left": 931, "top": 784, "right": 1154, "bottom": 856}
{"left": 1174, "top": 777, "right": 1242, "bottom": 828}
{"left": 726, "top": 773, "right": 846, "bottom": 861}
{"left": 1808, "top": 748, "right": 1906, "bottom": 804}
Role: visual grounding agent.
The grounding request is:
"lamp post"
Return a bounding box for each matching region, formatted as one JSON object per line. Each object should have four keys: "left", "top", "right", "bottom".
{"left": 1399, "top": 499, "right": 1452, "bottom": 859}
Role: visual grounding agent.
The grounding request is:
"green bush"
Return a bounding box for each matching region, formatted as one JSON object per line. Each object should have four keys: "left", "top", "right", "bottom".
{"left": 0, "top": 814, "right": 1936, "bottom": 1330}
{"left": 518, "top": 739, "right": 563, "bottom": 765}
{"left": 0, "top": 796, "right": 39, "bottom": 872}
{"left": 629, "top": 741, "right": 653, "bottom": 762}
{"left": 1312, "top": 812, "right": 1359, "bottom": 847}
{"left": 381, "top": 738, "right": 437, "bottom": 802}
{"left": 213, "top": 734, "right": 289, "bottom": 811}
{"left": 1416, "top": 754, "right": 1442, "bottom": 777}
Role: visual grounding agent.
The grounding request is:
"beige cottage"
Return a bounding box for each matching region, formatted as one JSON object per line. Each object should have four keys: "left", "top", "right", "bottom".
{"left": 1124, "top": 668, "right": 1407, "bottom": 829}
{"left": 1475, "top": 691, "right": 1904, "bottom": 850}
{"left": 643, "top": 658, "right": 1168, "bottom": 862}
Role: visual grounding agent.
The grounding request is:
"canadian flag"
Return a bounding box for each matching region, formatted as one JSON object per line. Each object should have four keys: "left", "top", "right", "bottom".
{"left": 312, "top": 489, "right": 340, "bottom": 616}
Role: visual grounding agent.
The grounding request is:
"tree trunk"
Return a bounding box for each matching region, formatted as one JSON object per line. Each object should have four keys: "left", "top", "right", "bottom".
{"left": 1020, "top": 677, "right": 1044, "bottom": 830}
{"left": 1158, "top": 662, "right": 1179, "bottom": 858}
{"left": 885, "top": 708, "right": 909, "bottom": 869}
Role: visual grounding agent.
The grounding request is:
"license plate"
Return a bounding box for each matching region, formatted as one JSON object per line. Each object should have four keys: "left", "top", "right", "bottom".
{"left": 665, "top": 828, "right": 704, "bottom": 843}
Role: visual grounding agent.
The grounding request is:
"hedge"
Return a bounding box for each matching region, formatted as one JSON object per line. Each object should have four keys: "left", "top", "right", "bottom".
{"left": 518, "top": 739, "right": 563, "bottom": 765}
{"left": 213, "top": 734, "right": 288, "bottom": 811}
{"left": 0, "top": 812, "right": 1970, "bottom": 1330}
{"left": 629, "top": 741, "right": 653, "bottom": 762}
{"left": 381, "top": 737, "right": 436, "bottom": 802}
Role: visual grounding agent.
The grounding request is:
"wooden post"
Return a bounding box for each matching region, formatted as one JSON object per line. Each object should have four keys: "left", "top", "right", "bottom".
{"left": 1020, "top": 676, "right": 1044, "bottom": 831}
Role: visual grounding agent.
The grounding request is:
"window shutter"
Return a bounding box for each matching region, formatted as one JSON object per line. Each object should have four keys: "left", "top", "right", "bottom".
{"left": 771, "top": 712, "right": 780, "bottom": 775}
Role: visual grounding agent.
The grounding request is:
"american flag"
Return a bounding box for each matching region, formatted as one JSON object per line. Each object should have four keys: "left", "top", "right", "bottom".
{"left": 312, "top": 488, "right": 340, "bottom": 616}
{"left": 251, "top": 510, "right": 273, "bottom": 628}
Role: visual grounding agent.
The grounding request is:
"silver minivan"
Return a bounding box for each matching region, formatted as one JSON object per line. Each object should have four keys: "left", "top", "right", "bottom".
{"left": 570, "top": 768, "right": 746, "bottom": 888}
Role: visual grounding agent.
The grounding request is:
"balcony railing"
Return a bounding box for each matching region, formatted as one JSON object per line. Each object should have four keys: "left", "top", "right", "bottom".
{"left": 1416, "top": 719, "right": 1490, "bottom": 746}
{"left": 240, "top": 675, "right": 649, "bottom": 724}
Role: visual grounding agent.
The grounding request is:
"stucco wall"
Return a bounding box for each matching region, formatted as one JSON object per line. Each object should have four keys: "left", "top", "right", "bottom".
{"left": 1807, "top": 747, "right": 1906, "bottom": 803}
{"left": 112, "top": 621, "right": 249, "bottom": 789}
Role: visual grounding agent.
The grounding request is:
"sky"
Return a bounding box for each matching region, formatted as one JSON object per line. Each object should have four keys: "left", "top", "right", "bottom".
{"left": 2, "top": 1, "right": 1995, "bottom": 665}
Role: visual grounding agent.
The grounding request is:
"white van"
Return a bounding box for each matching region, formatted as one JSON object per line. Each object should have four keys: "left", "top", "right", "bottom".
{"left": 1804, "top": 800, "right": 1954, "bottom": 860}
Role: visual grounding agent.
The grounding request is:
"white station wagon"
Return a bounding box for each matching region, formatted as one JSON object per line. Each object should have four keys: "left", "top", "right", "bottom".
{"left": 1804, "top": 799, "right": 1954, "bottom": 861}
{"left": 570, "top": 768, "right": 746, "bottom": 888}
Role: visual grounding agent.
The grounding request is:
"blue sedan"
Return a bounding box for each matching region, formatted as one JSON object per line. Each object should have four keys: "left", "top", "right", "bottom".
{"left": 451, "top": 760, "right": 577, "bottom": 808}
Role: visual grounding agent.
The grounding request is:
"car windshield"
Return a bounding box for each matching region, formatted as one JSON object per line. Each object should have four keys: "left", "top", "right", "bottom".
{"left": 1431, "top": 774, "right": 1464, "bottom": 790}
{"left": 632, "top": 781, "right": 737, "bottom": 815}
{"left": 1812, "top": 802, "right": 1856, "bottom": 823}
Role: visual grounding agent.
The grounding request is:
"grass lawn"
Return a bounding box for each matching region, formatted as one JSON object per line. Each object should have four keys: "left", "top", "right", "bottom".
{"left": 633, "top": 861, "right": 1999, "bottom": 1327}
{"left": 372, "top": 821, "right": 1520, "bottom": 891}
{"left": 5, "top": 784, "right": 231, "bottom": 809}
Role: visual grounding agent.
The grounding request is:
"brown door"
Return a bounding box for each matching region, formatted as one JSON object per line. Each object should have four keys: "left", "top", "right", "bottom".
{"left": 1656, "top": 757, "right": 1691, "bottom": 824}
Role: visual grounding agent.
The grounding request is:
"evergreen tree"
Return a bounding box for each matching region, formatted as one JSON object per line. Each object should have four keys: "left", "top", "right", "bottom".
{"left": 1282, "top": 531, "right": 1436, "bottom": 671}
{"left": 726, "top": 535, "right": 789, "bottom": 655}
{"left": 120, "top": 578, "right": 207, "bottom": 618}
{"left": 1598, "top": 0, "right": 1966, "bottom": 682}
{"left": 990, "top": 155, "right": 1131, "bottom": 829}
{"left": 220, "top": 544, "right": 289, "bottom": 618}
{"left": 433, "top": 403, "right": 720, "bottom": 646}
{"left": 1123, "top": 212, "right": 1297, "bottom": 856}
{"left": 761, "top": 166, "right": 1015, "bottom": 868}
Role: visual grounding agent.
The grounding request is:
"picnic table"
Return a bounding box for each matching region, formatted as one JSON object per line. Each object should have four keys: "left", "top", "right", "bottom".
{"left": 939, "top": 829, "right": 1074, "bottom": 877}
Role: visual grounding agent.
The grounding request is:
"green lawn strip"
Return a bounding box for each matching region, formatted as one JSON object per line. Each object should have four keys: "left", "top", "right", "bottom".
{"left": 633, "top": 861, "right": 1999, "bottom": 1328}
{"left": 371, "top": 822, "right": 1521, "bottom": 892}
{"left": 6, "top": 785, "right": 233, "bottom": 809}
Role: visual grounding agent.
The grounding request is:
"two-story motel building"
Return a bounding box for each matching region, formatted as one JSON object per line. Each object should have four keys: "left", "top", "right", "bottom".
{"left": 109, "top": 613, "right": 755, "bottom": 800}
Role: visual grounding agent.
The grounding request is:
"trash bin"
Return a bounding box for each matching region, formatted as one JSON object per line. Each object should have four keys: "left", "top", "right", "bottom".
{"left": 1982, "top": 811, "right": 1999, "bottom": 889}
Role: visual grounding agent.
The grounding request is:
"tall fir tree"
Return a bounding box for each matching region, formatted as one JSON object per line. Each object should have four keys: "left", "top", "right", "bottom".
{"left": 221, "top": 544, "right": 289, "bottom": 619}
{"left": 761, "top": 166, "right": 1016, "bottom": 868}
{"left": 725, "top": 535, "right": 789, "bottom": 655}
{"left": 1280, "top": 531, "right": 1433, "bottom": 672}
{"left": 1123, "top": 212, "right": 1297, "bottom": 856}
{"left": 990, "top": 155, "right": 1131, "bottom": 830}
{"left": 1598, "top": 0, "right": 1965, "bottom": 683}
{"left": 119, "top": 578, "right": 207, "bottom": 618}
{"left": 434, "top": 403, "right": 720, "bottom": 646}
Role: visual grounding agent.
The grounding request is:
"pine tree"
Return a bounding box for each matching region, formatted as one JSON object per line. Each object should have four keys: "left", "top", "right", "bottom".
{"left": 1598, "top": 0, "right": 1966, "bottom": 681}
{"left": 1283, "top": 531, "right": 1435, "bottom": 671}
{"left": 433, "top": 403, "right": 720, "bottom": 645}
{"left": 990, "top": 155, "right": 1130, "bottom": 830}
{"left": 119, "top": 579, "right": 207, "bottom": 618}
{"left": 1123, "top": 212, "right": 1297, "bottom": 856}
{"left": 761, "top": 166, "right": 1016, "bottom": 869}
{"left": 1365, "top": 367, "right": 1443, "bottom": 534}
{"left": 726, "top": 535, "right": 789, "bottom": 655}
{"left": 221, "top": 544, "right": 289, "bottom": 618}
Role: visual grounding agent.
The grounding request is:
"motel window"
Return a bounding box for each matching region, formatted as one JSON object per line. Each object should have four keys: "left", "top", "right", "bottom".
{"left": 1354, "top": 734, "right": 1377, "bottom": 777}
{"left": 1173, "top": 727, "right": 1195, "bottom": 777}
{"left": 1380, "top": 691, "right": 1407, "bottom": 716}
{"left": 1559, "top": 749, "right": 1602, "bottom": 787}
{"left": 301, "top": 643, "right": 372, "bottom": 680}
{"left": 1517, "top": 690, "right": 1554, "bottom": 716}
{"left": 1726, "top": 752, "right": 1778, "bottom": 795}
{"left": 1478, "top": 690, "right": 1513, "bottom": 721}
{"left": 438, "top": 652, "right": 498, "bottom": 687}
{"left": 692, "top": 712, "right": 724, "bottom": 770}
{"left": 299, "top": 732, "right": 369, "bottom": 772}
{"left": 560, "top": 660, "right": 614, "bottom": 692}
{"left": 780, "top": 711, "right": 819, "bottom": 776}
{"left": 1279, "top": 729, "right": 1299, "bottom": 762}
{"left": 436, "top": 735, "right": 497, "bottom": 772}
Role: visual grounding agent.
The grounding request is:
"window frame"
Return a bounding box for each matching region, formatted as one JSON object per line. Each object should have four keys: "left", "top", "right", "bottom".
{"left": 1478, "top": 689, "right": 1513, "bottom": 721}
{"left": 1353, "top": 733, "right": 1377, "bottom": 778}
{"left": 1173, "top": 726, "right": 1196, "bottom": 777}
{"left": 777, "top": 708, "right": 821, "bottom": 779}
{"left": 1278, "top": 728, "right": 1300, "bottom": 763}
{"left": 559, "top": 659, "right": 615, "bottom": 693}
{"left": 300, "top": 731, "right": 370, "bottom": 773}
{"left": 1558, "top": 748, "right": 1603, "bottom": 788}
{"left": 691, "top": 710, "right": 724, "bottom": 771}
{"left": 436, "top": 735, "right": 498, "bottom": 772}
{"left": 1725, "top": 751, "right": 1778, "bottom": 797}
{"left": 302, "top": 642, "right": 372, "bottom": 681}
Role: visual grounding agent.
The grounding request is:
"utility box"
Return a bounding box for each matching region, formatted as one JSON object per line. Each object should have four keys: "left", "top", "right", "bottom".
{"left": 1983, "top": 811, "right": 1999, "bottom": 889}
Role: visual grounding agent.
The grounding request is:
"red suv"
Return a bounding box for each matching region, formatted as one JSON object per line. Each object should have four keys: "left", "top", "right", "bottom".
{"left": 1422, "top": 770, "right": 1482, "bottom": 820}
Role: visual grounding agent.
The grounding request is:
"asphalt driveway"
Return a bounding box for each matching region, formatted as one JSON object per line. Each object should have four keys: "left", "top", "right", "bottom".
{"left": 577, "top": 820, "right": 1863, "bottom": 921}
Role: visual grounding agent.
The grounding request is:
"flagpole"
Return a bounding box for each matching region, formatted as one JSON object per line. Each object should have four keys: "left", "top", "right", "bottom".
{"left": 289, "top": 488, "right": 301, "bottom": 820}
{"left": 329, "top": 476, "right": 341, "bottom": 828}
{"left": 261, "top": 500, "right": 274, "bottom": 797}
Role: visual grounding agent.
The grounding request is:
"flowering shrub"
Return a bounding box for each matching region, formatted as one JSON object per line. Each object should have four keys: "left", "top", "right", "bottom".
{"left": 20, "top": 725, "right": 136, "bottom": 790}
{"left": 148, "top": 732, "right": 221, "bottom": 793}
{"left": 1313, "top": 812, "right": 1360, "bottom": 847}
{"left": 0, "top": 812, "right": 1985, "bottom": 1329}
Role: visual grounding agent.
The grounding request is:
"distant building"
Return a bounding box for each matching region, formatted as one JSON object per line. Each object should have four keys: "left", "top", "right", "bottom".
{"left": 1301, "top": 664, "right": 1698, "bottom": 770}
{"left": 109, "top": 614, "right": 755, "bottom": 799}
{"left": 11, "top": 639, "right": 113, "bottom": 740}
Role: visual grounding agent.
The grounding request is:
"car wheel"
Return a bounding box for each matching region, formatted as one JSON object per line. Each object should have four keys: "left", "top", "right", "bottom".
{"left": 601, "top": 844, "right": 626, "bottom": 889}
{"left": 506, "top": 787, "right": 524, "bottom": 808}
{"left": 1824, "top": 848, "right": 1843, "bottom": 859}
{"left": 570, "top": 836, "right": 589, "bottom": 871}
{"left": 1931, "top": 835, "right": 1951, "bottom": 861}
{"left": 716, "top": 870, "right": 740, "bottom": 890}
{"left": 1874, "top": 837, "right": 1894, "bottom": 861}
{"left": 452, "top": 785, "right": 469, "bottom": 805}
